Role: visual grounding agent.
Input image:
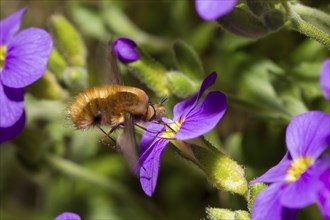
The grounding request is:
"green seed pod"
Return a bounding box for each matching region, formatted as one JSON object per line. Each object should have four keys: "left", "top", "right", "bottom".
{"left": 63, "top": 66, "right": 88, "bottom": 91}
{"left": 50, "top": 14, "right": 87, "bottom": 66}
{"left": 206, "top": 208, "right": 250, "bottom": 220}
{"left": 127, "top": 49, "right": 170, "bottom": 97}
{"left": 175, "top": 138, "right": 248, "bottom": 196}
{"left": 48, "top": 48, "right": 68, "bottom": 80}
{"left": 26, "top": 70, "right": 67, "bottom": 100}
{"left": 166, "top": 71, "right": 198, "bottom": 98}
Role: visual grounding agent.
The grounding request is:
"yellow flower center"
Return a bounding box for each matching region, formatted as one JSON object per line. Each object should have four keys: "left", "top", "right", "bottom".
{"left": 0, "top": 45, "right": 7, "bottom": 71}
{"left": 161, "top": 120, "right": 183, "bottom": 139}
{"left": 286, "top": 156, "right": 313, "bottom": 183}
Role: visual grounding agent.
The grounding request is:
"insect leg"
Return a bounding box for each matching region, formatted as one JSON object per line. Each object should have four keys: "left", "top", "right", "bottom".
{"left": 98, "top": 125, "right": 120, "bottom": 147}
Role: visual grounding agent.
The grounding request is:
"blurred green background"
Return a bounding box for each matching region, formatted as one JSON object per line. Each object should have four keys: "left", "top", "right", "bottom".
{"left": 0, "top": 0, "right": 329, "bottom": 219}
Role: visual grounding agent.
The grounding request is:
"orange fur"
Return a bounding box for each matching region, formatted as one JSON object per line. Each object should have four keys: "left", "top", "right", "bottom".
{"left": 67, "top": 85, "right": 149, "bottom": 129}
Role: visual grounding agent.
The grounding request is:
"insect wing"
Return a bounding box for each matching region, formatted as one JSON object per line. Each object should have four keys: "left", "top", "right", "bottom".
{"left": 117, "top": 113, "right": 138, "bottom": 170}
{"left": 106, "top": 40, "right": 123, "bottom": 85}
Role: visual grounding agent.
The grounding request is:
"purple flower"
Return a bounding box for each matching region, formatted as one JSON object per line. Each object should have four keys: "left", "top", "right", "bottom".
{"left": 195, "top": 0, "right": 238, "bottom": 21}
{"left": 113, "top": 37, "right": 140, "bottom": 63}
{"left": 251, "top": 111, "right": 330, "bottom": 220}
{"left": 320, "top": 58, "right": 330, "bottom": 100}
{"left": 134, "top": 72, "right": 227, "bottom": 196}
{"left": 0, "top": 8, "right": 53, "bottom": 143}
{"left": 54, "top": 212, "right": 81, "bottom": 220}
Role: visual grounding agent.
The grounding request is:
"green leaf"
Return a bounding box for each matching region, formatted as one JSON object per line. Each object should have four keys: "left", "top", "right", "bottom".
{"left": 292, "top": 39, "right": 328, "bottom": 63}
{"left": 101, "top": 2, "right": 169, "bottom": 52}
{"left": 239, "top": 60, "right": 291, "bottom": 119}
{"left": 188, "top": 22, "right": 218, "bottom": 53}
{"left": 218, "top": 8, "right": 269, "bottom": 39}
{"left": 281, "top": 95, "right": 308, "bottom": 116}
{"left": 70, "top": 4, "right": 108, "bottom": 40}
{"left": 173, "top": 40, "right": 204, "bottom": 81}
{"left": 246, "top": 0, "right": 270, "bottom": 16}
{"left": 166, "top": 71, "right": 199, "bottom": 98}
{"left": 261, "top": 9, "right": 285, "bottom": 31}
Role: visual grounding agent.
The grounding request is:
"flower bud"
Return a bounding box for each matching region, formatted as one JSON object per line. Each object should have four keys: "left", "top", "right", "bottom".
{"left": 63, "top": 66, "right": 88, "bottom": 91}
{"left": 247, "top": 183, "right": 267, "bottom": 212}
{"left": 48, "top": 48, "right": 68, "bottom": 80}
{"left": 246, "top": 0, "right": 270, "bottom": 16}
{"left": 113, "top": 38, "right": 140, "bottom": 63}
{"left": 187, "top": 138, "right": 248, "bottom": 196}
{"left": 172, "top": 40, "right": 204, "bottom": 81}
{"left": 261, "top": 9, "right": 285, "bottom": 31}
{"left": 206, "top": 208, "right": 250, "bottom": 220}
{"left": 50, "top": 15, "right": 87, "bottom": 66}
{"left": 25, "top": 70, "right": 67, "bottom": 100}
{"left": 127, "top": 49, "right": 170, "bottom": 97}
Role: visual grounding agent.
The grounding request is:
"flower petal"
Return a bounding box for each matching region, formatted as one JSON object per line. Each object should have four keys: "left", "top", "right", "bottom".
{"left": 113, "top": 38, "right": 140, "bottom": 63}
{"left": 252, "top": 182, "right": 285, "bottom": 220}
{"left": 140, "top": 122, "right": 166, "bottom": 154}
{"left": 195, "top": 0, "right": 238, "bottom": 21}
{"left": 286, "top": 111, "right": 330, "bottom": 160}
{"left": 282, "top": 208, "right": 299, "bottom": 220}
{"left": 320, "top": 58, "right": 330, "bottom": 100}
{"left": 54, "top": 212, "right": 81, "bottom": 220}
{"left": 137, "top": 139, "right": 169, "bottom": 197}
{"left": 280, "top": 158, "right": 327, "bottom": 208}
{"left": 175, "top": 91, "right": 227, "bottom": 140}
{"left": 318, "top": 164, "right": 330, "bottom": 220}
{"left": 0, "top": 111, "right": 25, "bottom": 144}
{"left": 0, "top": 83, "right": 24, "bottom": 127}
{"left": 173, "top": 72, "right": 217, "bottom": 121}
{"left": 0, "top": 7, "right": 27, "bottom": 45}
{"left": 1, "top": 28, "right": 53, "bottom": 88}
{"left": 250, "top": 153, "right": 292, "bottom": 184}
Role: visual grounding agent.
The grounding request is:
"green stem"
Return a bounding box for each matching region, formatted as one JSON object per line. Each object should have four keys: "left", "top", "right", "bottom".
{"left": 45, "top": 154, "right": 129, "bottom": 196}
{"left": 285, "top": 3, "right": 330, "bottom": 50}
{"left": 44, "top": 154, "right": 164, "bottom": 219}
{"left": 291, "top": 3, "right": 330, "bottom": 28}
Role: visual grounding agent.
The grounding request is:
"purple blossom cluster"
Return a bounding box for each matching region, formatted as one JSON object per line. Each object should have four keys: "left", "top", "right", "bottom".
{"left": 134, "top": 72, "right": 227, "bottom": 196}
{"left": 0, "top": 8, "right": 53, "bottom": 143}
{"left": 55, "top": 212, "right": 80, "bottom": 220}
{"left": 251, "top": 111, "right": 330, "bottom": 220}
{"left": 114, "top": 36, "right": 330, "bottom": 219}
{"left": 321, "top": 58, "right": 330, "bottom": 100}
{"left": 195, "top": 0, "right": 238, "bottom": 21}
{"left": 2, "top": 3, "right": 329, "bottom": 220}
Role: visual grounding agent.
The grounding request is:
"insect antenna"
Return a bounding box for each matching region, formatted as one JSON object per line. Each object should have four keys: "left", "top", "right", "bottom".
{"left": 160, "top": 96, "right": 168, "bottom": 104}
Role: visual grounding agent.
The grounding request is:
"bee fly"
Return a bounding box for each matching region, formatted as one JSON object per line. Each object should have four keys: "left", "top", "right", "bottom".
{"left": 67, "top": 41, "right": 166, "bottom": 168}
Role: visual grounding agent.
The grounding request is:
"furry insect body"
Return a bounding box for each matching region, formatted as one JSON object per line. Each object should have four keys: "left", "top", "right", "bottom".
{"left": 68, "top": 85, "right": 165, "bottom": 130}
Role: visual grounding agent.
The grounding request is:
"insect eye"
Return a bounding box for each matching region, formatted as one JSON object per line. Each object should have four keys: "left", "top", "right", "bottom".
{"left": 93, "top": 111, "right": 103, "bottom": 124}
